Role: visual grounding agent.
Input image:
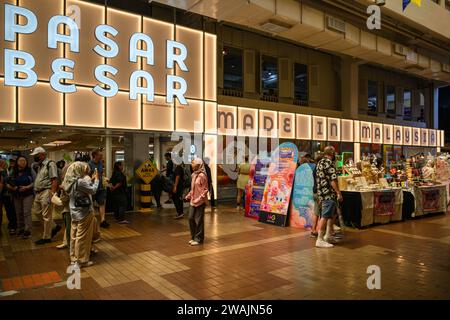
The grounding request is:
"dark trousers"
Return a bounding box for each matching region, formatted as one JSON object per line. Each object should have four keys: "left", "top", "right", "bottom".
{"left": 209, "top": 185, "right": 215, "bottom": 207}
{"left": 189, "top": 204, "right": 205, "bottom": 243}
{"left": 150, "top": 177, "right": 162, "bottom": 206}
{"left": 1, "top": 195, "right": 17, "bottom": 230}
{"left": 112, "top": 194, "right": 127, "bottom": 221}
{"left": 172, "top": 190, "right": 184, "bottom": 216}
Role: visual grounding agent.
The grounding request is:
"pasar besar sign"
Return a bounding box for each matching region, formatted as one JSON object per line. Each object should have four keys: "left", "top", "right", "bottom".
{"left": 2, "top": 3, "right": 190, "bottom": 105}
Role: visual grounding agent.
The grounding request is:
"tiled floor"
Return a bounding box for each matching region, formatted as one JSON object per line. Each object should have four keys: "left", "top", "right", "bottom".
{"left": 0, "top": 205, "right": 449, "bottom": 300}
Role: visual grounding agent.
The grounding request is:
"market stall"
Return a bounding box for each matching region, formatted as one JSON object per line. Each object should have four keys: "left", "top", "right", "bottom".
{"left": 339, "top": 153, "right": 448, "bottom": 228}
{"left": 341, "top": 189, "right": 403, "bottom": 228}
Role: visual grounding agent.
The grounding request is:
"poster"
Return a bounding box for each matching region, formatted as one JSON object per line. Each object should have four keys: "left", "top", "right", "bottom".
{"left": 245, "top": 157, "right": 270, "bottom": 219}
{"left": 421, "top": 188, "right": 441, "bottom": 212}
{"left": 290, "top": 163, "right": 316, "bottom": 229}
{"left": 373, "top": 191, "right": 395, "bottom": 216}
{"left": 259, "top": 142, "right": 298, "bottom": 227}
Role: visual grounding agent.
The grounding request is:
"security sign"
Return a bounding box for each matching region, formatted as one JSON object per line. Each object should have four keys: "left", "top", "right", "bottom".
{"left": 135, "top": 160, "right": 158, "bottom": 184}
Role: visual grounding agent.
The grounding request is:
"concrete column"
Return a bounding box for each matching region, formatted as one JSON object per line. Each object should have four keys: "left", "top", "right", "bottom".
{"left": 124, "top": 133, "right": 150, "bottom": 211}
{"left": 105, "top": 135, "right": 112, "bottom": 178}
{"left": 341, "top": 58, "right": 359, "bottom": 119}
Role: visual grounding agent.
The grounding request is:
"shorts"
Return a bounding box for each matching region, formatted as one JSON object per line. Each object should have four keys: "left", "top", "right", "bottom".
{"left": 93, "top": 189, "right": 107, "bottom": 206}
{"left": 320, "top": 199, "right": 337, "bottom": 219}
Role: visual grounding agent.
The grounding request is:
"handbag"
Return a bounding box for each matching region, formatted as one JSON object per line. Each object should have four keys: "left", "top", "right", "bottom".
{"left": 74, "top": 180, "right": 91, "bottom": 208}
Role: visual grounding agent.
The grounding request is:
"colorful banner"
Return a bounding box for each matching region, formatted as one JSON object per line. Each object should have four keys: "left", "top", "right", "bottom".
{"left": 245, "top": 157, "right": 270, "bottom": 219}
{"left": 259, "top": 142, "right": 298, "bottom": 227}
{"left": 373, "top": 191, "right": 395, "bottom": 216}
{"left": 421, "top": 188, "right": 441, "bottom": 212}
{"left": 290, "top": 163, "right": 316, "bottom": 229}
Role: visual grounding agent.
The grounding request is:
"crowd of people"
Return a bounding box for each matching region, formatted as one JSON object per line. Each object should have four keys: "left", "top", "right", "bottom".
{"left": 0, "top": 147, "right": 214, "bottom": 268}
{"left": 0, "top": 143, "right": 343, "bottom": 272}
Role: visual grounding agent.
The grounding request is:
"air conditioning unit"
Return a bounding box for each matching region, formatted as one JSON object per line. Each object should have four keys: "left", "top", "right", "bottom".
{"left": 260, "top": 19, "right": 292, "bottom": 34}
{"left": 394, "top": 43, "right": 407, "bottom": 56}
{"left": 326, "top": 16, "right": 345, "bottom": 33}
{"left": 442, "top": 63, "right": 450, "bottom": 73}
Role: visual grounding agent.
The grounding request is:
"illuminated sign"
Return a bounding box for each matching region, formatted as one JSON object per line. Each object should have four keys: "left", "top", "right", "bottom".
{"left": 2, "top": 3, "right": 189, "bottom": 105}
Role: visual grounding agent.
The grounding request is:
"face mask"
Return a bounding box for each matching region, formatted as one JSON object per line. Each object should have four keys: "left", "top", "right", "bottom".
{"left": 34, "top": 155, "right": 41, "bottom": 162}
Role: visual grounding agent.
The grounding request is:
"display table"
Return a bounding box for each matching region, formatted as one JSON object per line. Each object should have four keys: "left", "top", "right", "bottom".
{"left": 341, "top": 189, "right": 403, "bottom": 228}
{"left": 410, "top": 185, "right": 447, "bottom": 218}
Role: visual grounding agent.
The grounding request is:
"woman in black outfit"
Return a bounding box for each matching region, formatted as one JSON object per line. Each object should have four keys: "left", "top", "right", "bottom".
{"left": 109, "top": 161, "right": 130, "bottom": 224}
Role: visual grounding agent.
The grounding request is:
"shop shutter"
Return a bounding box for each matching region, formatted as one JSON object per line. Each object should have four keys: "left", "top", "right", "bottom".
{"left": 309, "top": 64, "right": 319, "bottom": 102}
{"left": 279, "top": 58, "right": 292, "bottom": 98}
{"left": 244, "top": 49, "right": 256, "bottom": 93}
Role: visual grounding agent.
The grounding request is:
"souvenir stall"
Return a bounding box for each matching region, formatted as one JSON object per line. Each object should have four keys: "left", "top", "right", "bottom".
{"left": 340, "top": 153, "right": 448, "bottom": 227}
{"left": 339, "top": 155, "right": 403, "bottom": 228}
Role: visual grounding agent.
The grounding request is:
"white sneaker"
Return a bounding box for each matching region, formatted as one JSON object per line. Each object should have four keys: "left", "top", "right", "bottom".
{"left": 324, "top": 236, "right": 338, "bottom": 244}
{"left": 188, "top": 240, "right": 194, "bottom": 245}
{"left": 56, "top": 243, "right": 68, "bottom": 249}
{"left": 315, "top": 239, "right": 334, "bottom": 248}
{"left": 333, "top": 225, "right": 341, "bottom": 231}
{"left": 190, "top": 241, "right": 200, "bottom": 246}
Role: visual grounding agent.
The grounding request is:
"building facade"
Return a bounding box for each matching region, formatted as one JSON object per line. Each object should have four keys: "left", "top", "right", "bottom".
{"left": 0, "top": 0, "right": 449, "bottom": 206}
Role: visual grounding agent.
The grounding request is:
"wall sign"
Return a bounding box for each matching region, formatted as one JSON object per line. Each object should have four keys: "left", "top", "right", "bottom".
{"left": 421, "top": 128, "right": 428, "bottom": 146}
{"left": 383, "top": 124, "right": 393, "bottom": 145}
{"left": 394, "top": 126, "right": 403, "bottom": 145}
{"left": 327, "top": 117, "right": 340, "bottom": 142}
{"left": 372, "top": 123, "right": 383, "bottom": 144}
{"left": 2, "top": 3, "right": 190, "bottom": 104}
{"left": 312, "top": 116, "right": 326, "bottom": 141}
{"left": 360, "top": 121, "right": 372, "bottom": 143}
{"left": 412, "top": 127, "right": 421, "bottom": 146}
{"left": 403, "top": 126, "right": 412, "bottom": 146}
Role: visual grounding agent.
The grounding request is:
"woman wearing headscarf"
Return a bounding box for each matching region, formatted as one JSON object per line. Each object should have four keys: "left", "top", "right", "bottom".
{"left": 185, "top": 158, "right": 209, "bottom": 246}
{"left": 65, "top": 162, "right": 99, "bottom": 268}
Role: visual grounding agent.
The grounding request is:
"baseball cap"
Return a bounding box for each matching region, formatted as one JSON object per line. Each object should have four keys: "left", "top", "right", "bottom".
{"left": 30, "top": 147, "right": 46, "bottom": 156}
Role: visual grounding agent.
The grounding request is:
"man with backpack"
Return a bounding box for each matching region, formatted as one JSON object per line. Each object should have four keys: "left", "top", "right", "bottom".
{"left": 30, "top": 147, "right": 62, "bottom": 245}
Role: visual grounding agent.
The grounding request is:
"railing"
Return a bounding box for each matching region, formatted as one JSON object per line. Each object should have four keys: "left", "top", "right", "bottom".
{"left": 221, "top": 88, "right": 243, "bottom": 98}
{"left": 293, "top": 98, "right": 308, "bottom": 106}
{"left": 260, "top": 94, "right": 278, "bottom": 103}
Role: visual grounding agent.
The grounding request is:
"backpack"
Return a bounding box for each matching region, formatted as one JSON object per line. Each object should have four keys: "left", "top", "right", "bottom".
{"left": 182, "top": 165, "right": 191, "bottom": 189}
{"left": 161, "top": 175, "right": 174, "bottom": 193}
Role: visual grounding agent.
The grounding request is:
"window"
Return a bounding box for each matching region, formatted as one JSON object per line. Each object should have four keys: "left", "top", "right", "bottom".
{"left": 403, "top": 89, "right": 412, "bottom": 120}
{"left": 418, "top": 91, "right": 425, "bottom": 122}
{"left": 294, "top": 63, "right": 308, "bottom": 103}
{"left": 386, "top": 86, "right": 396, "bottom": 116}
{"left": 368, "top": 80, "right": 378, "bottom": 113}
{"left": 261, "top": 55, "right": 278, "bottom": 97}
{"left": 223, "top": 47, "right": 243, "bottom": 92}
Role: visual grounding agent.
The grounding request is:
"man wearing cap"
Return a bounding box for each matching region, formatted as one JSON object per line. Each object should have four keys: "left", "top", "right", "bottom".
{"left": 30, "top": 147, "right": 61, "bottom": 245}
